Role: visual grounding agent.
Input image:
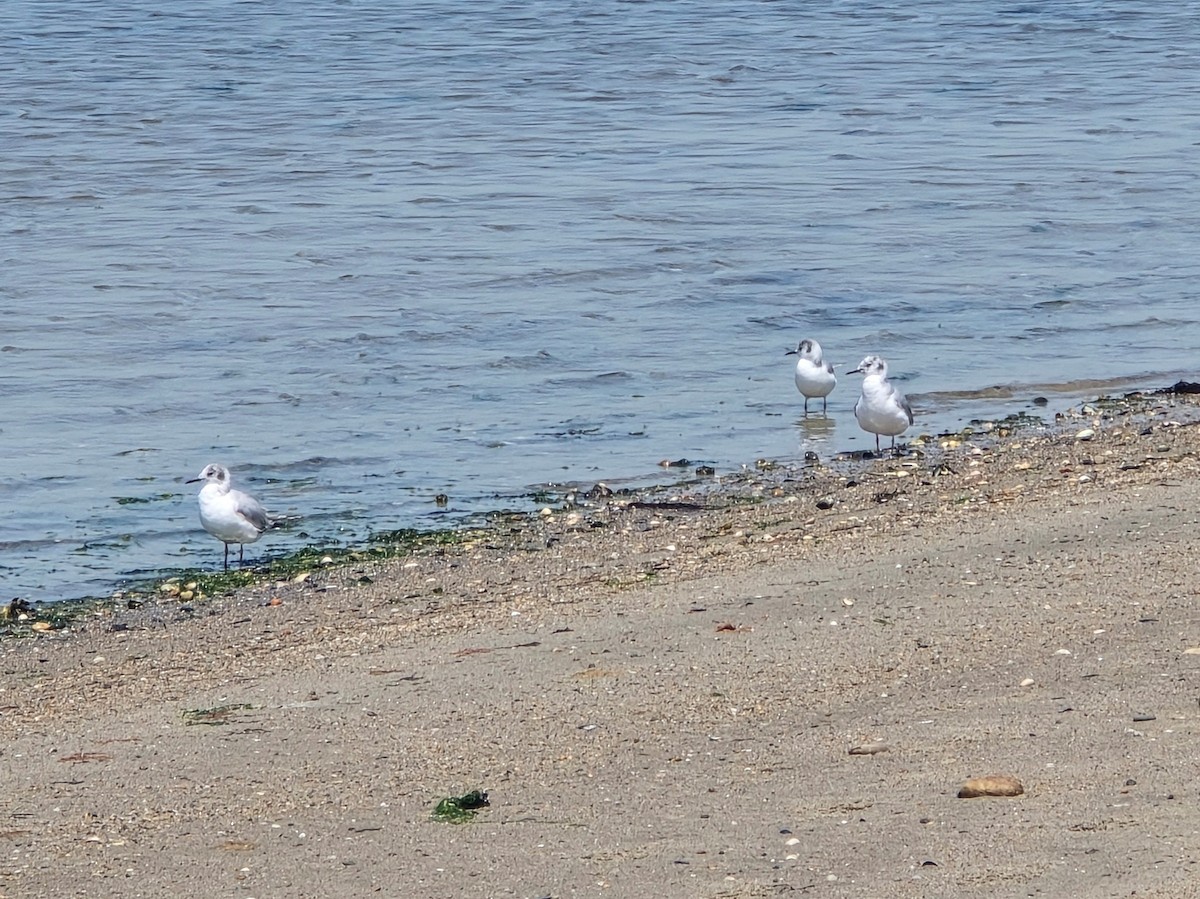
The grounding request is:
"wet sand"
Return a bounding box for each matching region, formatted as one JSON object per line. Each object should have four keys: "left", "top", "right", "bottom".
{"left": 4, "top": 395, "right": 1200, "bottom": 899}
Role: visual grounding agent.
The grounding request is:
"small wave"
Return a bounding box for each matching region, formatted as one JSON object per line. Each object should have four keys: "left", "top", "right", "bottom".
{"left": 487, "top": 350, "right": 561, "bottom": 370}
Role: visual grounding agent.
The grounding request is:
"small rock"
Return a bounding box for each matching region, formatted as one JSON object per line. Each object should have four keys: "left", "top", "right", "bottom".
{"left": 816, "top": 496, "right": 834, "bottom": 510}
{"left": 958, "top": 775, "right": 1024, "bottom": 799}
{"left": 1075, "top": 428, "right": 1095, "bottom": 441}
{"left": 1019, "top": 678, "right": 1035, "bottom": 687}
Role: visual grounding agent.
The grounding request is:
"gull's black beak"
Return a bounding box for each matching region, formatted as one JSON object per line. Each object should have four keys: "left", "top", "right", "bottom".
{"left": 784, "top": 348, "right": 796, "bottom": 356}
{"left": 185, "top": 477, "right": 201, "bottom": 484}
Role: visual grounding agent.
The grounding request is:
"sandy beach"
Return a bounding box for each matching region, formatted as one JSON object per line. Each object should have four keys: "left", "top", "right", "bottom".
{"left": 4, "top": 394, "right": 1200, "bottom": 899}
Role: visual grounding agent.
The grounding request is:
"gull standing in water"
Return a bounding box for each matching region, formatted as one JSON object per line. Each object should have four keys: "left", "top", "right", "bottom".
{"left": 786, "top": 338, "right": 837, "bottom": 414}
{"left": 187, "top": 463, "right": 270, "bottom": 570}
{"left": 849, "top": 355, "right": 913, "bottom": 454}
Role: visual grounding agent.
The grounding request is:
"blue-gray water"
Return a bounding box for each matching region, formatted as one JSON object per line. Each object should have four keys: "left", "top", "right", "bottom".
{"left": 3, "top": 2, "right": 1198, "bottom": 602}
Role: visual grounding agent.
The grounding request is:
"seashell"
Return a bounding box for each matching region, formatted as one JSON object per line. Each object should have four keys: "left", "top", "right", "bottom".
{"left": 848, "top": 742, "right": 889, "bottom": 755}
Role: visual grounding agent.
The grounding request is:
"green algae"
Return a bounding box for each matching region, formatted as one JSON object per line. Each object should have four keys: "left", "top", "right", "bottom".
{"left": 431, "top": 790, "right": 489, "bottom": 824}
{"left": 114, "top": 494, "right": 175, "bottom": 505}
{"left": 146, "top": 525, "right": 489, "bottom": 601}
{"left": 0, "top": 596, "right": 110, "bottom": 638}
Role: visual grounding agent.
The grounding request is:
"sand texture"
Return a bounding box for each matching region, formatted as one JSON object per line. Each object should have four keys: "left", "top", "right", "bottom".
{"left": 4, "top": 397, "right": 1200, "bottom": 898}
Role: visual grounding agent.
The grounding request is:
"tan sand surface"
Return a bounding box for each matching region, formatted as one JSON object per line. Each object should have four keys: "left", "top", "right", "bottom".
{"left": 3, "top": 397, "right": 1200, "bottom": 898}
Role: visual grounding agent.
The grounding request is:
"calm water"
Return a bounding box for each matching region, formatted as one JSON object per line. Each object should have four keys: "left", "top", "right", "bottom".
{"left": 3, "top": 1, "right": 1198, "bottom": 602}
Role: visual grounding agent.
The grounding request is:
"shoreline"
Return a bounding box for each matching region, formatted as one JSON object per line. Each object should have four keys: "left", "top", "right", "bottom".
{"left": 4, "top": 390, "right": 1200, "bottom": 897}
{"left": 10, "top": 381, "right": 1196, "bottom": 618}
{"left": 7, "top": 383, "right": 1194, "bottom": 627}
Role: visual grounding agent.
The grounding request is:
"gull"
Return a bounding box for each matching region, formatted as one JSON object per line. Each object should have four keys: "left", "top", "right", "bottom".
{"left": 786, "top": 338, "right": 836, "bottom": 414}
{"left": 187, "top": 463, "right": 270, "bottom": 570}
{"left": 849, "top": 355, "right": 913, "bottom": 454}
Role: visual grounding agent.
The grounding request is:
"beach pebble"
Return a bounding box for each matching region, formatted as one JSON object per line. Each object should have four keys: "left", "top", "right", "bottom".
{"left": 957, "top": 775, "right": 1025, "bottom": 798}
{"left": 816, "top": 496, "right": 834, "bottom": 510}
{"left": 1075, "top": 428, "right": 1096, "bottom": 441}
{"left": 1019, "top": 678, "right": 1035, "bottom": 687}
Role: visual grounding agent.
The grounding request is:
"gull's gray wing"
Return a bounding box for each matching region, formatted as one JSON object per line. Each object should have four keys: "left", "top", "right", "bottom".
{"left": 893, "top": 385, "right": 914, "bottom": 425}
{"left": 234, "top": 491, "right": 270, "bottom": 533}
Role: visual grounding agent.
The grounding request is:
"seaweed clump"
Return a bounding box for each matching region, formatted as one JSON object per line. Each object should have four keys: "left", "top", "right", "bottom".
{"left": 431, "top": 790, "right": 490, "bottom": 824}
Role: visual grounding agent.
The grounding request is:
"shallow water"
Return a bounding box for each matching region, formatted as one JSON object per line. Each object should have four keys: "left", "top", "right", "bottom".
{"left": 2, "top": 1, "right": 1198, "bottom": 601}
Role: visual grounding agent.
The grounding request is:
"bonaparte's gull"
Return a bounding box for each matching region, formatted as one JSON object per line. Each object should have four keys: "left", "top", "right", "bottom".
{"left": 187, "top": 463, "right": 270, "bottom": 570}
{"left": 849, "top": 355, "right": 913, "bottom": 454}
{"left": 786, "top": 339, "right": 836, "bottom": 414}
